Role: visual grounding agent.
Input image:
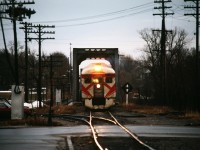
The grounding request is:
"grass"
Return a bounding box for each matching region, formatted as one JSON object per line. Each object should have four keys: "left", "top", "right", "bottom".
{"left": 184, "top": 111, "right": 200, "bottom": 120}
{"left": 121, "top": 103, "right": 200, "bottom": 120}
{"left": 1, "top": 104, "right": 199, "bottom": 126}
{"left": 121, "top": 103, "right": 173, "bottom": 115}
{"left": 0, "top": 117, "right": 63, "bottom": 126}
{"left": 34, "top": 105, "right": 77, "bottom": 115}
{"left": 0, "top": 105, "right": 79, "bottom": 127}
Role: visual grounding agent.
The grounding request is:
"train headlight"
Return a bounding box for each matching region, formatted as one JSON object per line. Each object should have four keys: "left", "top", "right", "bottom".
{"left": 96, "top": 84, "right": 101, "bottom": 88}
{"left": 94, "top": 64, "right": 102, "bottom": 72}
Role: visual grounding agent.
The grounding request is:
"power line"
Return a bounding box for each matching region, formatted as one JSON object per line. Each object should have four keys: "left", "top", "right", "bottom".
{"left": 1, "top": 3, "right": 154, "bottom": 30}
{"left": 2, "top": 8, "right": 153, "bottom": 29}
{"left": 171, "top": 2, "right": 185, "bottom": 11}
{"left": 56, "top": 8, "right": 153, "bottom": 27}
{"left": 32, "top": 2, "right": 154, "bottom": 24}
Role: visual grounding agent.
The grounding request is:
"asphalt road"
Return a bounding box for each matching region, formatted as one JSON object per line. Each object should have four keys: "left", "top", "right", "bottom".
{"left": 0, "top": 125, "right": 200, "bottom": 150}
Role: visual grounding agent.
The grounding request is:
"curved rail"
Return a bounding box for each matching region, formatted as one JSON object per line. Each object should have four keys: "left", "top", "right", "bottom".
{"left": 88, "top": 111, "right": 105, "bottom": 150}
{"left": 92, "top": 116, "right": 117, "bottom": 124}
{"left": 108, "top": 111, "right": 155, "bottom": 150}
{"left": 59, "top": 112, "right": 106, "bottom": 150}
{"left": 52, "top": 112, "right": 155, "bottom": 150}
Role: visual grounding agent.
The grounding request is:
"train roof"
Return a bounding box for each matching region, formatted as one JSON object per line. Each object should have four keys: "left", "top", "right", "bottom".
{"left": 81, "top": 62, "right": 115, "bottom": 74}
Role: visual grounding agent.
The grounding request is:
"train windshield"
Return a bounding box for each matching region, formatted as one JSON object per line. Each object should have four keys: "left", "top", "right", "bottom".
{"left": 84, "top": 76, "right": 91, "bottom": 83}
{"left": 106, "top": 77, "right": 112, "bottom": 83}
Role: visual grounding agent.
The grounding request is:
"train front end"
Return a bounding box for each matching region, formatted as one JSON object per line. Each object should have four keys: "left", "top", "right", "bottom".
{"left": 81, "top": 62, "right": 116, "bottom": 109}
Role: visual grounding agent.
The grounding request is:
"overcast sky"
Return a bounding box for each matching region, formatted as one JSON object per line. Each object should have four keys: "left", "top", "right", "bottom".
{"left": 0, "top": 0, "right": 196, "bottom": 59}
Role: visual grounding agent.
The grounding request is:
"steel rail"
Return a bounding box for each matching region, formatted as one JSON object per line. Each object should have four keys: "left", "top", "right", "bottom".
{"left": 59, "top": 112, "right": 106, "bottom": 150}
{"left": 89, "top": 111, "right": 106, "bottom": 150}
{"left": 50, "top": 112, "right": 155, "bottom": 150}
{"left": 108, "top": 111, "right": 155, "bottom": 150}
{"left": 92, "top": 116, "right": 117, "bottom": 124}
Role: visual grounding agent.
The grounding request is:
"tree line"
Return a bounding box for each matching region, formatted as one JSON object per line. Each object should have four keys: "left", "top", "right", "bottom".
{"left": 0, "top": 42, "right": 70, "bottom": 101}
{"left": 0, "top": 27, "right": 199, "bottom": 111}
{"left": 119, "top": 27, "right": 199, "bottom": 111}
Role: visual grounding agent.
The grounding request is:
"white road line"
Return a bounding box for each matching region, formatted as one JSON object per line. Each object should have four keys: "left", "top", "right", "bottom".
{"left": 67, "top": 136, "right": 74, "bottom": 150}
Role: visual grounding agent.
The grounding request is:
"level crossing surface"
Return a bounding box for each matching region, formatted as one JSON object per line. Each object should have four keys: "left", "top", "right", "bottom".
{"left": 0, "top": 125, "right": 200, "bottom": 150}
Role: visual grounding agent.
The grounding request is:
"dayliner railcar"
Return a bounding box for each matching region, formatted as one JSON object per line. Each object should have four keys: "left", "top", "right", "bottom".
{"left": 80, "top": 60, "right": 116, "bottom": 109}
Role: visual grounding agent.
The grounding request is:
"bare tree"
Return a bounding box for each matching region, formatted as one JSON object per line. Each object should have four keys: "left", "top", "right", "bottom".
{"left": 139, "top": 27, "right": 198, "bottom": 110}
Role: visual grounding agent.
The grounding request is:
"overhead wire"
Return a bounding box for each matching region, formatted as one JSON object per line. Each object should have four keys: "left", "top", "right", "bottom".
{"left": 171, "top": 1, "right": 194, "bottom": 22}
{"left": 1, "top": 2, "right": 193, "bottom": 52}
{"left": 32, "top": 2, "right": 154, "bottom": 24}
{"left": 1, "top": 2, "right": 154, "bottom": 30}
{"left": 56, "top": 8, "right": 153, "bottom": 27}
{"left": 0, "top": 2, "right": 154, "bottom": 50}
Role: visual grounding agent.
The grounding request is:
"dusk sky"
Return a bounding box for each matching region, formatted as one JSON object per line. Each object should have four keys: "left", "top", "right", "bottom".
{"left": 0, "top": 0, "right": 196, "bottom": 59}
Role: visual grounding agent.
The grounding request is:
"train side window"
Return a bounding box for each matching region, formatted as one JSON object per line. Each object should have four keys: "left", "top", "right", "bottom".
{"left": 85, "top": 77, "right": 91, "bottom": 83}
{"left": 106, "top": 77, "right": 112, "bottom": 83}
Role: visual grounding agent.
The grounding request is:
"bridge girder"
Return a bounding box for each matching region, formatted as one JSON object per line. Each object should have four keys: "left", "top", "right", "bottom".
{"left": 72, "top": 48, "right": 120, "bottom": 101}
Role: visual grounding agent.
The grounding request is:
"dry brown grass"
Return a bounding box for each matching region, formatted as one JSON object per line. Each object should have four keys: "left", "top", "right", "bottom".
{"left": 0, "top": 105, "right": 79, "bottom": 126}
{"left": 52, "top": 105, "right": 77, "bottom": 114}
{"left": 34, "top": 105, "right": 77, "bottom": 115}
{"left": 1, "top": 104, "right": 199, "bottom": 126}
{"left": 121, "top": 103, "right": 173, "bottom": 115}
{"left": 121, "top": 104, "right": 200, "bottom": 120}
{"left": 184, "top": 111, "right": 200, "bottom": 120}
{"left": 0, "top": 117, "right": 62, "bottom": 126}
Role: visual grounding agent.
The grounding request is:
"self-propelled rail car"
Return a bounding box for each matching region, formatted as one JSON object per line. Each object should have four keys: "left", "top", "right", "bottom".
{"left": 80, "top": 61, "right": 116, "bottom": 109}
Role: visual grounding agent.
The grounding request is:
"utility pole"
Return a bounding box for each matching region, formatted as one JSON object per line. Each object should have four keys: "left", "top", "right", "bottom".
{"left": 0, "top": 17, "right": 15, "bottom": 81}
{"left": 1, "top": 0, "right": 35, "bottom": 120}
{"left": 69, "top": 43, "right": 72, "bottom": 97}
{"left": 48, "top": 55, "right": 53, "bottom": 126}
{"left": 0, "top": 0, "right": 35, "bottom": 89}
{"left": 19, "top": 22, "right": 33, "bottom": 102}
{"left": 153, "top": 0, "right": 174, "bottom": 104}
{"left": 184, "top": 0, "right": 200, "bottom": 108}
{"left": 27, "top": 24, "right": 55, "bottom": 107}
{"left": 42, "top": 55, "right": 62, "bottom": 126}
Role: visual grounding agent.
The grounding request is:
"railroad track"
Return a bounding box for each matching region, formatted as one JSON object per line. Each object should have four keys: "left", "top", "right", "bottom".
{"left": 89, "top": 111, "right": 155, "bottom": 150}
{"left": 58, "top": 111, "right": 155, "bottom": 150}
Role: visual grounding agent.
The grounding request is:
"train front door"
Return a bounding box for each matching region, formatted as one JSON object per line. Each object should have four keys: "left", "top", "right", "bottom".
{"left": 93, "top": 77, "right": 105, "bottom": 105}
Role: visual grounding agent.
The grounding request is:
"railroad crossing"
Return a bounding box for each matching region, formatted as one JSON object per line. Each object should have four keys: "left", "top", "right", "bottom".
{"left": 0, "top": 125, "right": 200, "bottom": 150}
